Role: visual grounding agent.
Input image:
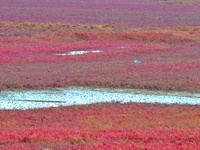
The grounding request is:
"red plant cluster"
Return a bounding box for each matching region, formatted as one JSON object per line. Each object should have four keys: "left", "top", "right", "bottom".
{"left": 0, "top": 1, "right": 199, "bottom": 149}
{"left": 0, "top": 102, "right": 200, "bottom": 149}
{"left": 0, "top": 22, "right": 200, "bottom": 92}
{"left": 0, "top": 0, "right": 200, "bottom": 27}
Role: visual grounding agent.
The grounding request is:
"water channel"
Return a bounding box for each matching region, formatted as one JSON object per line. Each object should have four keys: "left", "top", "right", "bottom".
{"left": 0, "top": 87, "right": 199, "bottom": 110}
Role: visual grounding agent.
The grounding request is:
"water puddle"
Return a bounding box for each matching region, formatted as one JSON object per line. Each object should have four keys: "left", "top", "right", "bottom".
{"left": 117, "top": 46, "right": 127, "bottom": 49}
{"left": 54, "top": 53, "right": 67, "bottom": 56}
{"left": 54, "top": 50, "right": 102, "bottom": 56}
{"left": 0, "top": 87, "right": 199, "bottom": 110}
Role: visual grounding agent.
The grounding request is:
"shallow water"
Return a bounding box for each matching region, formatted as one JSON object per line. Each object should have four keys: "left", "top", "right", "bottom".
{"left": 54, "top": 50, "right": 102, "bottom": 56}
{"left": 0, "top": 87, "right": 199, "bottom": 110}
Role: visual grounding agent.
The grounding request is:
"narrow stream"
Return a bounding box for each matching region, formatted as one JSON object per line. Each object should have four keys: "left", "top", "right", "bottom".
{"left": 0, "top": 87, "right": 199, "bottom": 110}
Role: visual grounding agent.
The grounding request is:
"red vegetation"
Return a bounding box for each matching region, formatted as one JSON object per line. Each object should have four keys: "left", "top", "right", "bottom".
{"left": 0, "top": 0, "right": 200, "bottom": 27}
{"left": 0, "top": 2, "right": 199, "bottom": 149}
{"left": 0, "top": 102, "right": 200, "bottom": 149}
{"left": 0, "top": 22, "right": 200, "bottom": 92}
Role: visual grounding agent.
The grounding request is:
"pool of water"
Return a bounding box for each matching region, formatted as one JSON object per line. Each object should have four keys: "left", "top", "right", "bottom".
{"left": 54, "top": 50, "right": 102, "bottom": 56}
{"left": 0, "top": 87, "right": 199, "bottom": 110}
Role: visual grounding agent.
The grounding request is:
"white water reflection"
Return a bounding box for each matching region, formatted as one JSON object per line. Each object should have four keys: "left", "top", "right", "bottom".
{"left": 68, "top": 50, "right": 102, "bottom": 55}
{"left": 0, "top": 87, "right": 199, "bottom": 110}
{"left": 54, "top": 50, "right": 102, "bottom": 56}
